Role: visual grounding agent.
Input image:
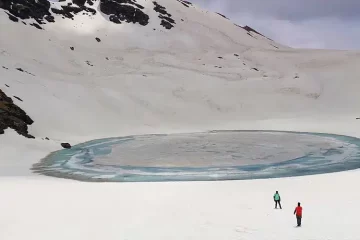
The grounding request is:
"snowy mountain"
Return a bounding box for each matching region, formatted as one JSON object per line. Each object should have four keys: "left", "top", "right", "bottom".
{"left": 1, "top": 0, "right": 360, "bottom": 239}
{"left": 0, "top": 0, "right": 289, "bottom": 140}
{"left": 1, "top": 0, "right": 359, "bottom": 143}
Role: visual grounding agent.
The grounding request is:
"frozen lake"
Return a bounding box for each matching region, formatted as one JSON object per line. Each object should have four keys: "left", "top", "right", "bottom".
{"left": 32, "top": 131, "right": 360, "bottom": 182}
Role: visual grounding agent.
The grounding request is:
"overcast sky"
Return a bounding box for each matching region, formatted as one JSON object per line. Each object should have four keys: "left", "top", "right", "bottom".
{"left": 190, "top": 0, "right": 360, "bottom": 50}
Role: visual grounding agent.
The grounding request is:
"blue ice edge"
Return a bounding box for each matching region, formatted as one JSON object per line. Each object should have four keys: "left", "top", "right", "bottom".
{"left": 32, "top": 130, "right": 360, "bottom": 182}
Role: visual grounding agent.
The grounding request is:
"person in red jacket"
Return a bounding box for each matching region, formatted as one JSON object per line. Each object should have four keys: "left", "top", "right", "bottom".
{"left": 294, "top": 202, "right": 303, "bottom": 227}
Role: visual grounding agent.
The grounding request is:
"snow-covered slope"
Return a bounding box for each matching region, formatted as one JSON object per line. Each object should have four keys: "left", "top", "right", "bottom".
{"left": 0, "top": 0, "right": 291, "bottom": 141}
{"left": 1, "top": 0, "right": 360, "bottom": 239}
{"left": 1, "top": 0, "right": 359, "bottom": 142}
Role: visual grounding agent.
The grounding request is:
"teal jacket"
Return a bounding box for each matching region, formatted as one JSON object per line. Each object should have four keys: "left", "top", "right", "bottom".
{"left": 274, "top": 193, "right": 280, "bottom": 201}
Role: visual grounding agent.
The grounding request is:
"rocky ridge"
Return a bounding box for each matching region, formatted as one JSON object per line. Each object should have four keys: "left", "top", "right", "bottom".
{"left": 0, "top": 89, "right": 34, "bottom": 138}
{"left": 0, "top": 0, "right": 188, "bottom": 30}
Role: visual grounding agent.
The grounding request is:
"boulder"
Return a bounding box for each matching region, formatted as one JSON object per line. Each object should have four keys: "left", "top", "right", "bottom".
{"left": 61, "top": 143, "right": 72, "bottom": 149}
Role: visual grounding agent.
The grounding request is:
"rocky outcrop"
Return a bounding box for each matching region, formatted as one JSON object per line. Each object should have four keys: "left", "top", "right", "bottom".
{"left": 0, "top": 89, "right": 34, "bottom": 138}
{"left": 0, "top": 0, "right": 96, "bottom": 28}
{"left": 51, "top": 4, "right": 96, "bottom": 20}
{"left": 0, "top": 0, "right": 52, "bottom": 25}
{"left": 153, "top": 1, "right": 175, "bottom": 29}
{"left": 100, "top": 0, "right": 149, "bottom": 25}
{"left": 1, "top": 0, "right": 182, "bottom": 30}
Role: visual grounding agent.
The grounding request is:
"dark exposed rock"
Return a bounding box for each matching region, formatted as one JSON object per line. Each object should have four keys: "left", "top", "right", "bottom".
{"left": 356, "top": 118, "right": 360, "bottom": 120}
{"left": 44, "top": 15, "right": 55, "bottom": 22}
{"left": 62, "top": 5, "right": 82, "bottom": 14}
{"left": 95, "top": 37, "right": 101, "bottom": 42}
{"left": 13, "top": 96, "right": 23, "bottom": 102}
{"left": 242, "top": 25, "right": 273, "bottom": 41}
{"left": 216, "top": 12, "right": 228, "bottom": 19}
{"left": 153, "top": 1, "right": 175, "bottom": 29}
{"left": 160, "top": 19, "right": 174, "bottom": 29}
{"left": 0, "top": 0, "right": 97, "bottom": 30}
{"left": 30, "top": 23, "right": 43, "bottom": 29}
{"left": 73, "top": 0, "right": 86, "bottom": 6}
{"left": 1, "top": 0, "right": 157, "bottom": 29}
{"left": 1, "top": 0, "right": 51, "bottom": 21}
{"left": 294, "top": 76, "right": 299, "bottom": 79}
{"left": 0, "top": 89, "right": 34, "bottom": 138}
{"left": 100, "top": 0, "right": 149, "bottom": 26}
{"left": 247, "top": 32, "right": 256, "bottom": 39}
{"left": 70, "top": 47, "right": 74, "bottom": 50}
{"left": 6, "top": 12, "right": 19, "bottom": 22}
{"left": 251, "top": 68, "right": 259, "bottom": 71}
{"left": 176, "top": 0, "right": 191, "bottom": 7}
{"left": 105, "top": 57, "right": 109, "bottom": 60}
{"left": 45, "top": 137, "right": 50, "bottom": 140}
{"left": 16, "top": 67, "right": 35, "bottom": 76}
{"left": 86, "top": 61, "right": 93, "bottom": 66}
{"left": 51, "top": 4, "right": 96, "bottom": 20}
{"left": 2, "top": 66, "right": 9, "bottom": 70}
{"left": 218, "top": 57, "right": 223, "bottom": 59}
{"left": 61, "top": 143, "right": 72, "bottom": 149}
{"left": 86, "top": 0, "right": 94, "bottom": 6}
{"left": 153, "top": 1, "right": 170, "bottom": 16}
{"left": 159, "top": 15, "right": 175, "bottom": 24}
{"left": 234, "top": 54, "right": 239, "bottom": 57}
{"left": 5, "top": 84, "right": 10, "bottom": 87}
{"left": 109, "top": 15, "right": 121, "bottom": 24}
{"left": 102, "top": 0, "right": 145, "bottom": 10}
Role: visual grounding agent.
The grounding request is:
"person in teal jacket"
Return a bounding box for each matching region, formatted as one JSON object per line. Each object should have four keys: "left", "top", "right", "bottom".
{"left": 274, "top": 191, "right": 282, "bottom": 209}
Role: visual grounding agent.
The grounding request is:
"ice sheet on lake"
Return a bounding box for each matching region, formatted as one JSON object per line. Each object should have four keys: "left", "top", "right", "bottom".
{"left": 32, "top": 131, "right": 360, "bottom": 182}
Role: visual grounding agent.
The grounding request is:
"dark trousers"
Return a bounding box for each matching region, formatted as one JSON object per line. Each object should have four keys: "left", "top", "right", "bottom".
{"left": 296, "top": 216, "right": 302, "bottom": 226}
{"left": 275, "top": 200, "right": 282, "bottom": 209}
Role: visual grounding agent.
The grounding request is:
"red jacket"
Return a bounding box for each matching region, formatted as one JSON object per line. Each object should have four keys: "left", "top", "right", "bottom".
{"left": 294, "top": 206, "right": 302, "bottom": 216}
